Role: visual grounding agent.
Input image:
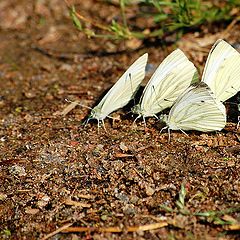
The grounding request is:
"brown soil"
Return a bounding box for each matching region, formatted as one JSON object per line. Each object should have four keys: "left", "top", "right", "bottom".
{"left": 0, "top": 1, "right": 239, "bottom": 239}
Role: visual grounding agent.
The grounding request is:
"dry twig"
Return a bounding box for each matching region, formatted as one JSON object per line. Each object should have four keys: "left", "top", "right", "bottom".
{"left": 41, "top": 223, "right": 73, "bottom": 240}
{"left": 62, "top": 222, "right": 168, "bottom": 233}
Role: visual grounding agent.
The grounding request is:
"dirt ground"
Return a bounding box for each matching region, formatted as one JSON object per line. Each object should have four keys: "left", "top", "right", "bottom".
{"left": 0, "top": 1, "right": 240, "bottom": 239}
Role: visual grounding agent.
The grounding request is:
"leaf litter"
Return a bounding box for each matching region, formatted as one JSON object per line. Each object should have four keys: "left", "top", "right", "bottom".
{"left": 0, "top": 0, "right": 240, "bottom": 239}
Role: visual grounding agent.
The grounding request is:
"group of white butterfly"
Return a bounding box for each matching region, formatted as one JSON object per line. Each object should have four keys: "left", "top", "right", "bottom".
{"left": 86, "top": 39, "right": 240, "bottom": 135}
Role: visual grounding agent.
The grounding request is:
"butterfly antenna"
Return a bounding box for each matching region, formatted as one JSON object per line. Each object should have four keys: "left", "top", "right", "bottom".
{"left": 143, "top": 116, "right": 147, "bottom": 129}
{"left": 83, "top": 117, "right": 91, "bottom": 127}
{"left": 65, "top": 98, "right": 92, "bottom": 110}
{"left": 97, "top": 119, "right": 101, "bottom": 134}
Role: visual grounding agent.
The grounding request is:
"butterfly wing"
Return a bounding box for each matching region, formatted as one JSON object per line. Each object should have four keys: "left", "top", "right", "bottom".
{"left": 134, "top": 49, "right": 198, "bottom": 117}
{"left": 166, "top": 83, "right": 226, "bottom": 131}
{"left": 91, "top": 53, "right": 148, "bottom": 120}
{"left": 202, "top": 39, "right": 240, "bottom": 102}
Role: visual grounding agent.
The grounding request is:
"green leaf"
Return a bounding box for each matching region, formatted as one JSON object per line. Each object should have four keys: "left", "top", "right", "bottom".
{"left": 177, "top": 184, "right": 187, "bottom": 209}
{"left": 154, "top": 14, "right": 169, "bottom": 23}
{"left": 160, "top": 204, "right": 174, "bottom": 213}
{"left": 70, "top": 6, "right": 82, "bottom": 30}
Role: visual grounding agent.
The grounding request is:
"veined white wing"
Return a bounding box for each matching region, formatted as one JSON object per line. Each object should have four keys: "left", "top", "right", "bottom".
{"left": 132, "top": 49, "right": 198, "bottom": 118}
{"left": 202, "top": 39, "right": 240, "bottom": 102}
{"left": 165, "top": 82, "right": 226, "bottom": 132}
{"left": 90, "top": 53, "right": 148, "bottom": 121}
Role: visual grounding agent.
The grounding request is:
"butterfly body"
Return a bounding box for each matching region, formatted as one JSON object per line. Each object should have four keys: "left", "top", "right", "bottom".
{"left": 132, "top": 49, "right": 198, "bottom": 119}
{"left": 90, "top": 105, "right": 107, "bottom": 121}
{"left": 164, "top": 83, "right": 227, "bottom": 132}
{"left": 89, "top": 53, "right": 148, "bottom": 125}
{"left": 202, "top": 39, "right": 240, "bottom": 102}
{"left": 162, "top": 39, "right": 240, "bottom": 134}
{"left": 132, "top": 103, "right": 158, "bottom": 119}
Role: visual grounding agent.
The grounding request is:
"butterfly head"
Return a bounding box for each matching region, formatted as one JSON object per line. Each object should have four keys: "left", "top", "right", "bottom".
{"left": 159, "top": 114, "right": 174, "bottom": 130}
{"left": 131, "top": 104, "right": 141, "bottom": 115}
{"left": 159, "top": 114, "right": 167, "bottom": 123}
{"left": 87, "top": 106, "right": 107, "bottom": 132}
{"left": 89, "top": 106, "right": 107, "bottom": 121}
{"left": 132, "top": 104, "right": 155, "bottom": 118}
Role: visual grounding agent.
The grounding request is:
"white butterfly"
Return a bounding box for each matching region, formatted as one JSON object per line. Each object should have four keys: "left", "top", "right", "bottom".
{"left": 88, "top": 53, "right": 148, "bottom": 128}
{"left": 202, "top": 39, "right": 240, "bottom": 102}
{"left": 132, "top": 49, "right": 198, "bottom": 123}
{"left": 163, "top": 82, "right": 226, "bottom": 138}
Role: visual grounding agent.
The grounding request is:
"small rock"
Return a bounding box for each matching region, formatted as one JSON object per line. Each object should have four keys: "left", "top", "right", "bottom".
{"left": 145, "top": 185, "right": 155, "bottom": 196}
{"left": 37, "top": 194, "right": 50, "bottom": 208}
{"left": 45, "top": 93, "right": 54, "bottom": 100}
{"left": 59, "top": 63, "right": 74, "bottom": 72}
{"left": 25, "top": 208, "right": 39, "bottom": 215}
{"left": 24, "top": 91, "right": 36, "bottom": 99}
{"left": 37, "top": 200, "right": 48, "bottom": 208}
{"left": 92, "top": 144, "right": 104, "bottom": 157}
{"left": 115, "top": 192, "right": 129, "bottom": 203}
{"left": 101, "top": 214, "right": 108, "bottom": 221}
{"left": 0, "top": 136, "right": 7, "bottom": 142}
{"left": 9, "top": 165, "right": 27, "bottom": 177}
{"left": 0, "top": 193, "right": 7, "bottom": 201}
{"left": 125, "top": 38, "right": 142, "bottom": 50}
{"left": 120, "top": 142, "right": 128, "bottom": 152}
{"left": 24, "top": 114, "right": 33, "bottom": 122}
{"left": 41, "top": 195, "right": 50, "bottom": 202}
{"left": 123, "top": 204, "right": 136, "bottom": 215}
{"left": 129, "top": 195, "right": 139, "bottom": 204}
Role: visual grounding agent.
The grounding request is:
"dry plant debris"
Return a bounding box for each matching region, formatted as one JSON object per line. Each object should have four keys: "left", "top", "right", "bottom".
{"left": 0, "top": 0, "right": 240, "bottom": 239}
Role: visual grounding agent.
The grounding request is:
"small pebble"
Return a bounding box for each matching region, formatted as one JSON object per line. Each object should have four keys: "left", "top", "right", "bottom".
{"left": 9, "top": 165, "right": 27, "bottom": 177}
{"left": 145, "top": 186, "right": 155, "bottom": 196}
{"left": 0, "top": 193, "right": 7, "bottom": 201}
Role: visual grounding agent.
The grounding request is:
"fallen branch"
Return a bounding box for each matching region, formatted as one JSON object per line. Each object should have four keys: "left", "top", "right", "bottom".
{"left": 62, "top": 222, "right": 168, "bottom": 233}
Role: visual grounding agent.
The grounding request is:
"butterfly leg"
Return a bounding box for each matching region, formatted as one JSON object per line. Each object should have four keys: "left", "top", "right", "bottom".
{"left": 83, "top": 117, "right": 91, "bottom": 127}
{"left": 160, "top": 126, "right": 171, "bottom": 142}
{"left": 153, "top": 114, "right": 159, "bottom": 120}
{"left": 102, "top": 120, "right": 107, "bottom": 133}
{"left": 143, "top": 116, "right": 147, "bottom": 129}
{"left": 97, "top": 120, "right": 100, "bottom": 134}
{"left": 179, "top": 128, "right": 189, "bottom": 137}
{"left": 168, "top": 128, "right": 171, "bottom": 143}
{"left": 132, "top": 115, "right": 141, "bottom": 128}
{"left": 160, "top": 126, "right": 168, "bottom": 134}
{"left": 237, "top": 116, "right": 240, "bottom": 129}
